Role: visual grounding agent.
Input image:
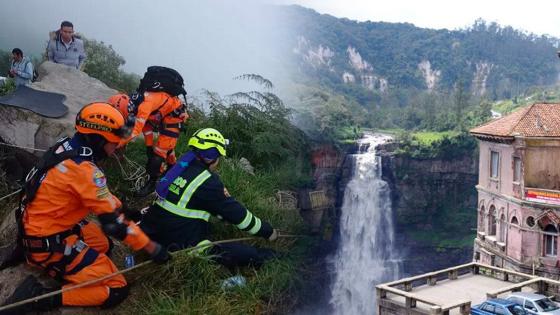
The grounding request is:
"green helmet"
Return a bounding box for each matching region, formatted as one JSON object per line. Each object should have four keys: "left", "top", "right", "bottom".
{"left": 188, "top": 128, "right": 228, "bottom": 156}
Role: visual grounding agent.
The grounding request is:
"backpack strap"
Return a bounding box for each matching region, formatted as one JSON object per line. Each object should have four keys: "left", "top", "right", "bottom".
{"left": 21, "top": 137, "right": 79, "bottom": 206}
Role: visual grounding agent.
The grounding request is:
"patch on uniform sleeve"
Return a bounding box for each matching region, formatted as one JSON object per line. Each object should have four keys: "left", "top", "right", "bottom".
{"left": 93, "top": 170, "right": 107, "bottom": 188}
{"left": 224, "top": 187, "right": 231, "bottom": 198}
{"left": 96, "top": 186, "right": 110, "bottom": 199}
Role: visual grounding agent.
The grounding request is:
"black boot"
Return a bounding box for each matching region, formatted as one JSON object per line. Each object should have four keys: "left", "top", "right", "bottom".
{"left": 0, "top": 275, "right": 62, "bottom": 315}
{"left": 135, "top": 154, "right": 164, "bottom": 197}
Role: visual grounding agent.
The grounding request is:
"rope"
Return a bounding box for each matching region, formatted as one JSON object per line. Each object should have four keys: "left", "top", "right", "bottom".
{"left": 111, "top": 153, "right": 146, "bottom": 182}
{"left": 0, "top": 142, "right": 47, "bottom": 152}
{"left": 0, "top": 234, "right": 303, "bottom": 312}
{"left": 0, "top": 189, "right": 21, "bottom": 202}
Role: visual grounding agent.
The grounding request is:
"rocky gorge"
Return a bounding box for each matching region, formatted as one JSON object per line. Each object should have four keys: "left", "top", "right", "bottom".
{"left": 334, "top": 137, "right": 479, "bottom": 277}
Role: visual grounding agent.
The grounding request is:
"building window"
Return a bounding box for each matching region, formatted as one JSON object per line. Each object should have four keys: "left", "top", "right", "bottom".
{"left": 544, "top": 224, "right": 558, "bottom": 257}
{"left": 513, "top": 157, "right": 521, "bottom": 183}
{"left": 490, "top": 151, "right": 499, "bottom": 179}
{"left": 510, "top": 216, "right": 519, "bottom": 225}
{"left": 526, "top": 216, "right": 535, "bottom": 227}
{"left": 499, "top": 214, "right": 506, "bottom": 242}
{"left": 488, "top": 206, "right": 497, "bottom": 236}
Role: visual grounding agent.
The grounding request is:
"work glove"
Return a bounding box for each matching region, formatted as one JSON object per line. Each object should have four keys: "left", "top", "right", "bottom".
{"left": 146, "top": 242, "right": 171, "bottom": 264}
{"left": 268, "top": 228, "right": 279, "bottom": 241}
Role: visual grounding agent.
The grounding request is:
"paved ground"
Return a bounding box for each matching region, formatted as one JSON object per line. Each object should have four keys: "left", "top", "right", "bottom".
{"left": 384, "top": 273, "right": 535, "bottom": 314}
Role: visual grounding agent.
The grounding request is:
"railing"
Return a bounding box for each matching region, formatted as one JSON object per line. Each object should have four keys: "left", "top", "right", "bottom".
{"left": 376, "top": 262, "right": 538, "bottom": 315}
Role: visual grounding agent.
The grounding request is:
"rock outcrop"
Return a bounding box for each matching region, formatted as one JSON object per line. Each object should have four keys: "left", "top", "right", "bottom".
{"left": 378, "top": 144, "right": 479, "bottom": 275}
{"left": 0, "top": 61, "right": 117, "bottom": 153}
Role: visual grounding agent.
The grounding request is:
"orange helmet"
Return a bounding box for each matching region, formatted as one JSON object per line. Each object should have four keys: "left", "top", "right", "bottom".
{"left": 75, "top": 102, "right": 131, "bottom": 143}
{"left": 107, "top": 93, "right": 130, "bottom": 119}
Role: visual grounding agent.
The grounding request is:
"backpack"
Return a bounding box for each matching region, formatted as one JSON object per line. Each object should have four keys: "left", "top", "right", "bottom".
{"left": 138, "top": 66, "right": 186, "bottom": 97}
{"left": 24, "top": 60, "right": 39, "bottom": 82}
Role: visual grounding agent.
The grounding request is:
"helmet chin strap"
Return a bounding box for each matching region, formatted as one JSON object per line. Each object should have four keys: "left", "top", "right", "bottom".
{"left": 78, "top": 133, "right": 108, "bottom": 162}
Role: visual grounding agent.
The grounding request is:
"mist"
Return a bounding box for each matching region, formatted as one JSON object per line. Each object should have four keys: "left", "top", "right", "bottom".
{"left": 0, "top": 0, "right": 294, "bottom": 96}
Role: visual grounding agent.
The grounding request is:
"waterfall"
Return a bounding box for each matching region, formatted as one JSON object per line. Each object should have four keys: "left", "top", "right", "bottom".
{"left": 330, "top": 134, "right": 401, "bottom": 315}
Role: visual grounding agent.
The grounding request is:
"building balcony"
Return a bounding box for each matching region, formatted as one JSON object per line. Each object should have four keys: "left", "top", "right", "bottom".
{"left": 476, "top": 234, "right": 506, "bottom": 253}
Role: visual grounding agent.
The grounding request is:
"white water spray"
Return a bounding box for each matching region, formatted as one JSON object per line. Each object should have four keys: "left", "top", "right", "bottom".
{"left": 330, "top": 134, "right": 401, "bottom": 315}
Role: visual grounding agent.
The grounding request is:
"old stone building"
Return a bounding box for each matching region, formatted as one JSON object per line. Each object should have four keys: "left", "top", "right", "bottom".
{"left": 470, "top": 103, "right": 560, "bottom": 277}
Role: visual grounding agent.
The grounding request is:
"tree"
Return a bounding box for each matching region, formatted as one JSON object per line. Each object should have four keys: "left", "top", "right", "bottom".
{"left": 82, "top": 37, "right": 140, "bottom": 93}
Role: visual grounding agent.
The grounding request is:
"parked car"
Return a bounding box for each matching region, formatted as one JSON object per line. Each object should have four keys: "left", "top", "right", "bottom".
{"left": 506, "top": 292, "right": 560, "bottom": 314}
{"left": 472, "top": 298, "right": 528, "bottom": 315}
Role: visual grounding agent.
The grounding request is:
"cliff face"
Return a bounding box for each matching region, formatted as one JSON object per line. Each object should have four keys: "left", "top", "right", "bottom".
{"left": 378, "top": 143, "right": 479, "bottom": 276}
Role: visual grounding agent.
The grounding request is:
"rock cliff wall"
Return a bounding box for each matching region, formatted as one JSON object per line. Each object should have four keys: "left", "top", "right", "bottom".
{"left": 377, "top": 142, "right": 478, "bottom": 275}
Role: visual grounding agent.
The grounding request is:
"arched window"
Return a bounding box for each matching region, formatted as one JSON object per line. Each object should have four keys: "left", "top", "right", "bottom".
{"left": 544, "top": 225, "right": 558, "bottom": 257}
{"left": 479, "top": 206, "right": 485, "bottom": 232}
{"left": 499, "top": 214, "right": 507, "bottom": 242}
{"left": 488, "top": 206, "right": 497, "bottom": 236}
{"left": 510, "top": 216, "right": 519, "bottom": 225}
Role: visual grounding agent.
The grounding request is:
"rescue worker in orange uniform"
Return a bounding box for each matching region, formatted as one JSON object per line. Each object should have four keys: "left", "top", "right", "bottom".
{"left": 108, "top": 66, "right": 188, "bottom": 197}
{"left": 109, "top": 91, "right": 187, "bottom": 197}
{"left": 0, "top": 103, "right": 170, "bottom": 314}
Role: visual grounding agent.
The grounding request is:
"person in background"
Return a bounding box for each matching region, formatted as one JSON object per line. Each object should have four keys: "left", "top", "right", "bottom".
{"left": 8, "top": 48, "right": 33, "bottom": 87}
{"left": 47, "top": 21, "right": 86, "bottom": 70}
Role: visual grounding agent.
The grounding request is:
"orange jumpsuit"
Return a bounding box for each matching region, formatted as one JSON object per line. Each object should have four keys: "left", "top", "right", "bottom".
{"left": 119, "top": 91, "right": 186, "bottom": 166}
{"left": 23, "top": 158, "right": 149, "bottom": 306}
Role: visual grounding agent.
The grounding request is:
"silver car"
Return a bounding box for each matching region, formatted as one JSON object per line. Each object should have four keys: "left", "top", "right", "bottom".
{"left": 506, "top": 292, "right": 560, "bottom": 315}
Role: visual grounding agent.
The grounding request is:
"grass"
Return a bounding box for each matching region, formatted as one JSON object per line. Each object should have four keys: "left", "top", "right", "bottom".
{"left": 492, "top": 86, "right": 560, "bottom": 115}
{"left": 100, "top": 137, "right": 314, "bottom": 315}
{"left": 411, "top": 131, "right": 459, "bottom": 145}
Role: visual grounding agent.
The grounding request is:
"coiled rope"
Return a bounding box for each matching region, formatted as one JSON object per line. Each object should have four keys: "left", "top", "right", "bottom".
{"left": 0, "top": 234, "right": 302, "bottom": 312}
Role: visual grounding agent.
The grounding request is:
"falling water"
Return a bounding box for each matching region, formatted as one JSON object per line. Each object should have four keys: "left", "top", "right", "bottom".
{"left": 330, "top": 134, "right": 401, "bottom": 315}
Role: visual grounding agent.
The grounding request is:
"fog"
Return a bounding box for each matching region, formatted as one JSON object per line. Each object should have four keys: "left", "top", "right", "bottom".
{"left": 0, "top": 0, "right": 294, "bottom": 96}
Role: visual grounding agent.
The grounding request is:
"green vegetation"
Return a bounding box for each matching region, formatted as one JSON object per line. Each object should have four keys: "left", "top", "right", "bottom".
{"left": 492, "top": 85, "right": 560, "bottom": 115}
{"left": 118, "top": 158, "right": 312, "bottom": 314}
{"left": 0, "top": 78, "right": 15, "bottom": 96}
{"left": 394, "top": 131, "right": 478, "bottom": 160}
{"left": 82, "top": 37, "right": 141, "bottom": 93}
{"left": 408, "top": 131, "right": 459, "bottom": 145}
{"left": 283, "top": 6, "right": 559, "bottom": 136}
{"left": 99, "top": 75, "right": 314, "bottom": 314}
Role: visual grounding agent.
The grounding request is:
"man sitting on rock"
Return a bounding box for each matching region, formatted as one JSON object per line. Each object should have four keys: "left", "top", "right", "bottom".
{"left": 47, "top": 21, "right": 86, "bottom": 70}
{"left": 8, "top": 48, "right": 33, "bottom": 87}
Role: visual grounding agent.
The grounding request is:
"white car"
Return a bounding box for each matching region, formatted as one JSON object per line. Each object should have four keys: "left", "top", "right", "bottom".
{"left": 506, "top": 292, "right": 560, "bottom": 315}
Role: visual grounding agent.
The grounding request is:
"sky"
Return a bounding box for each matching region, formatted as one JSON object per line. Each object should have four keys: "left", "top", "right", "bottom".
{"left": 278, "top": 0, "right": 560, "bottom": 39}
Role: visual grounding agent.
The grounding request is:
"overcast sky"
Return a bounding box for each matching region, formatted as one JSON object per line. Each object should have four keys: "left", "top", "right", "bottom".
{"left": 278, "top": 0, "right": 560, "bottom": 39}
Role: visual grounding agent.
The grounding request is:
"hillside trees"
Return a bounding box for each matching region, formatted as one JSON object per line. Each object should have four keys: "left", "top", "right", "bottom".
{"left": 286, "top": 6, "right": 559, "bottom": 132}
{"left": 82, "top": 37, "right": 140, "bottom": 93}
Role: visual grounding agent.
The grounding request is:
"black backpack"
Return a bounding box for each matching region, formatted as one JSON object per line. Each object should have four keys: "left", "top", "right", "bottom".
{"left": 138, "top": 66, "right": 186, "bottom": 97}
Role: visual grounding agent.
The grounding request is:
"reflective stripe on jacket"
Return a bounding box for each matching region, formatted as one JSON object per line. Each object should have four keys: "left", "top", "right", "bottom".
{"left": 141, "top": 158, "right": 274, "bottom": 249}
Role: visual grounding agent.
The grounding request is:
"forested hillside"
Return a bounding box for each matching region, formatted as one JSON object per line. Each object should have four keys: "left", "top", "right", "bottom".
{"left": 280, "top": 6, "right": 560, "bottom": 133}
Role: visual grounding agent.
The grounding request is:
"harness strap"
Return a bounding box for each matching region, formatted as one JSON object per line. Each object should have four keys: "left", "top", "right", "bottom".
{"left": 159, "top": 129, "right": 180, "bottom": 138}
{"left": 22, "top": 220, "right": 88, "bottom": 268}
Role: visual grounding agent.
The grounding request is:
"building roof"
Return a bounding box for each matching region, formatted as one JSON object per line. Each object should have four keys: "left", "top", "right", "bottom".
{"left": 470, "top": 103, "right": 560, "bottom": 138}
